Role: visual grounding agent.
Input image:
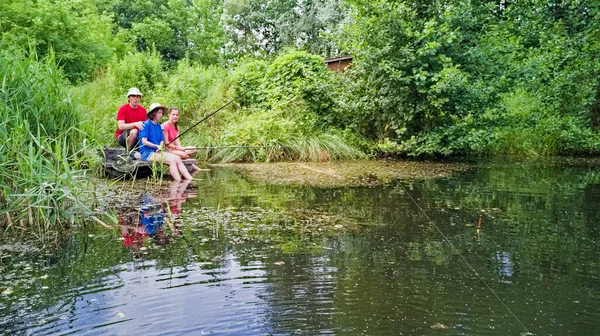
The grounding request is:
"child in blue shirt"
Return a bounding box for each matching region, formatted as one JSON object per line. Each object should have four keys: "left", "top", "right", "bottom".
{"left": 138, "top": 103, "right": 193, "bottom": 181}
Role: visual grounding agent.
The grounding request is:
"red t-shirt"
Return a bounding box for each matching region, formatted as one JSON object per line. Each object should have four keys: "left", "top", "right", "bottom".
{"left": 161, "top": 121, "right": 179, "bottom": 143}
{"left": 115, "top": 104, "right": 147, "bottom": 138}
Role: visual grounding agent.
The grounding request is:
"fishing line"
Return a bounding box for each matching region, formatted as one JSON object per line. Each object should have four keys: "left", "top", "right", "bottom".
{"left": 397, "top": 182, "right": 531, "bottom": 334}
{"left": 194, "top": 145, "right": 291, "bottom": 150}
{"left": 166, "top": 89, "right": 251, "bottom": 146}
{"left": 331, "top": 94, "right": 530, "bottom": 333}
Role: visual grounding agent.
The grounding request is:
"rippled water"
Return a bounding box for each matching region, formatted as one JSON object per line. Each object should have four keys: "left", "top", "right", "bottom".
{"left": 1, "top": 158, "right": 600, "bottom": 335}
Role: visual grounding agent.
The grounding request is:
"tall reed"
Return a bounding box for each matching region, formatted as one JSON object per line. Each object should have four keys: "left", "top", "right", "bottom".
{"left": 0, "top": 49, "right": 94, "bottom": 240}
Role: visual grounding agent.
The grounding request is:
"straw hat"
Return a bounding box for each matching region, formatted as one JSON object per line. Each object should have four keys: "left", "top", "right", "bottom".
{"left": 148, "top": 103, "right": 167, "bottom": 114}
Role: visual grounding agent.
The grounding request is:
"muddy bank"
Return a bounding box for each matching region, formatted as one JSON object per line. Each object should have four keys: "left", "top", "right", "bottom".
{"left": 214, "top": 160, "right": 468, "bottom": 187}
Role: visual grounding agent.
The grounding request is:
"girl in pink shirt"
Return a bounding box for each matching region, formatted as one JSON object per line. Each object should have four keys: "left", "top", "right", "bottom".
{"left": 162, "top": 107, "right": 200, "bottom": 171}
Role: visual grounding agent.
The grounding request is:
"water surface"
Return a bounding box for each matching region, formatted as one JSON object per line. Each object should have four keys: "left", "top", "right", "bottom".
{"left": 1, "top": 158, "right": 599, "bottom": 335}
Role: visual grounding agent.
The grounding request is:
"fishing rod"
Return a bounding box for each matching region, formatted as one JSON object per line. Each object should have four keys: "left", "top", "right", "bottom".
{"left": 192, "top": 145, "right": 291, "bottom": 150}
{"left": 166, "top": 89, "right": 251, "bottom": 146}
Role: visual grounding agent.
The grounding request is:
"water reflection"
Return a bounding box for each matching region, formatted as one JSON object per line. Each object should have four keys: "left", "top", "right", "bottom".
{"left": 118, "top": 180, "right": 193, "bottom": 253}
{"left": 2, "top": 158, "right": 600, "bottom": 335}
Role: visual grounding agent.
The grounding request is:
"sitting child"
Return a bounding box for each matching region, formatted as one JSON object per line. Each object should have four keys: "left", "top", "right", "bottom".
{"left": 138, "top": 103, "right": 193, "bottom": 181}
{"left": 162, "top": 107, "right": 200, "bottom": 171}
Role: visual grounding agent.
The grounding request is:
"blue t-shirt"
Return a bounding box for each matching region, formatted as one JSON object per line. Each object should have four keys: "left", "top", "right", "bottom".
{"left": 138, "top": 120, "right": 164, "bottom": 161}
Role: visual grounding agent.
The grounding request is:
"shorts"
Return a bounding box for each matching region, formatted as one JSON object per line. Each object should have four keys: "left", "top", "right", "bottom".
{"left": 117, "top": 130, "right": 130, "bottom": 147}
{"left": 140, "top": 149, "right": 157, "bottom": 161}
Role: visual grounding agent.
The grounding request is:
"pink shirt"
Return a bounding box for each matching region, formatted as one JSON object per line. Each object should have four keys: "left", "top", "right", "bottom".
{"left": 161, "top": 121, "right": 179, "bottom": 143}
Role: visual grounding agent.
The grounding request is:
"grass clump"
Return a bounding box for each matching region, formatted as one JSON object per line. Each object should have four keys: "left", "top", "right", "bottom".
{"left": 0, "top": 49, "right": 97, "bottom": 240}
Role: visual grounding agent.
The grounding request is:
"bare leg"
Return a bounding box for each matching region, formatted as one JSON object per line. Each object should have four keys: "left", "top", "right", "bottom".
{"left": 149, "top": 152, "right": 182, "bottom": 181}
{"left": 182, "top": 148, "right": 200, "bottom": 171}
{"left": 151, "top": 152, "right": 193, "bottom": 180}
{"left": 127, "top": 129, "right": 139, "bottom": 151}
{"left": 169, "top": 149, "right": 189, "bottom": 159}
{"left": 167, "top": 156, "right": 184, "bottom": 180}
{"left": 175, "top": 158, "right": 193, "bottom": 180}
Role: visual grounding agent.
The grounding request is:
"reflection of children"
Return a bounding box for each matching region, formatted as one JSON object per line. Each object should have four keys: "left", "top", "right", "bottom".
{"left": 118, "top": 184, "right": 191, "bottom": 251}
{"left": 162, "top": 107, "right": 200, "bottom": 171}
{"left": 119, "top": 210, "right": 148, "bottom": 252}
{"left": 118, "top": 192, "right": 167, "bottom": 251}
{"left": 167, "top": 179, "right": 191, "bottom": 216}
{"left": 140, "top": 193, "right": 165, "bottom": 235}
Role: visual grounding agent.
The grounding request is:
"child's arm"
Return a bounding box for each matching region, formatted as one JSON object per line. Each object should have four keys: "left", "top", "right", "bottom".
{"left": 163, "top": 129, "right": 177, "bottom": 150}
{"left": 141, "top": 137, "right": 161, "bottom": 150}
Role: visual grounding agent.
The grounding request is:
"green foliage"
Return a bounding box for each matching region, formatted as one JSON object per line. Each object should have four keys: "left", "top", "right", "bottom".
{"left": 0, "top": 50, "right": 96, "bottom": 238}
{"left": 262, "top": 50, "right": 336, "bottom": 124}
{"left": 185, "top": 49, "right": 366, "bottom": 162}
{"left": 95, "top": 0, "right": 224, "bottom": 65}
{"left": 0, "top": 0, "right": 119, "bottom": 82}
{"left": 336, "top": 0, "right": 600, "bottom": 156}
{"left": 229, "top": 59, "right": 269, "bottom": 107}
{"left": 0, "top": 50, "right": 79, "bottom": 139}
{"left": 222, "top": 0, "right": 347, "bottom": 58}
{"left": 112, "top": 49, "right": 166, "bottom": 95}
{"left": 160, "top": 60, "right": 229, "bottom": 120}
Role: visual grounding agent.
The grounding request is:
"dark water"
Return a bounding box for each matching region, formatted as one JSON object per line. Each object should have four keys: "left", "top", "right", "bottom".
{"left": 1, "top": 158, "right": 600, "bottom": 335}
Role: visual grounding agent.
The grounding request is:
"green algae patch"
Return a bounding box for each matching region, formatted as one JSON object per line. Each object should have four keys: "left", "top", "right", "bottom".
{"left": 214, "top": 160, "right": 468, "bottom": 187}
{"left": 182, "top": 205, "right": 360, "bottom": 254}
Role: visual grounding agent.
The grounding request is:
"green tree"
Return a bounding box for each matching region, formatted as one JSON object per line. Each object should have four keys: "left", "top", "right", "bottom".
{"left": 0, "top": 0, "right": 118, "bottom": 82}
{"left": 95, "top": 0, "right": 224, "bottom": 65}
{"left": 337, "top": 0, "right": 600, "bottom": 156}
{"left": 222, "top": 0, "right": 347, "bottom": 58}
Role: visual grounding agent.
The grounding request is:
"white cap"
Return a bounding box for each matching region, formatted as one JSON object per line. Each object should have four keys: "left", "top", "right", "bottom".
{"left": 126, "top": 87, "right": 143, "bottom": 97}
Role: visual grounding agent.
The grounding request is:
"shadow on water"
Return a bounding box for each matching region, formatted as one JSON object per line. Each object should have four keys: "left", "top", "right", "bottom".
{"left": 1, "top": 157, "right": 600, "bottom": 335}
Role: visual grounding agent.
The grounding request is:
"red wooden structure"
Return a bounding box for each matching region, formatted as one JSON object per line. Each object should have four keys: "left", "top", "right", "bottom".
{"left": 324, "top": 56, "right": 353, "bottom": 72}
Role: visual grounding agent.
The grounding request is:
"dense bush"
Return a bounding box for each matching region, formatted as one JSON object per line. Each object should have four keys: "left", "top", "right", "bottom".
{"left": 160, "top": 60, "right": 229, "bottom": 120}
{"left": 161, "top": 50, "right": 367, "bottom": 162}
{"left": 338, "top": 0, "right": 600, "bottom": 156}
{"left": 0, "top": 0, "right": 120, "bottom": 82}
{"left": 112, "top": 49, "right": 166, "bottom": 95}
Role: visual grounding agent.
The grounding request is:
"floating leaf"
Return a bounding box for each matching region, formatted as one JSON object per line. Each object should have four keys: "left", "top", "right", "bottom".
{"left": 430, "top": 323, "right": 448, "bottom": 330}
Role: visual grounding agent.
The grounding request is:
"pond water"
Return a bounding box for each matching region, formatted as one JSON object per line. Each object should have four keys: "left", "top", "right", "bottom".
{"left": 1, "top": 158, "right": 599, "bottom": 335}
